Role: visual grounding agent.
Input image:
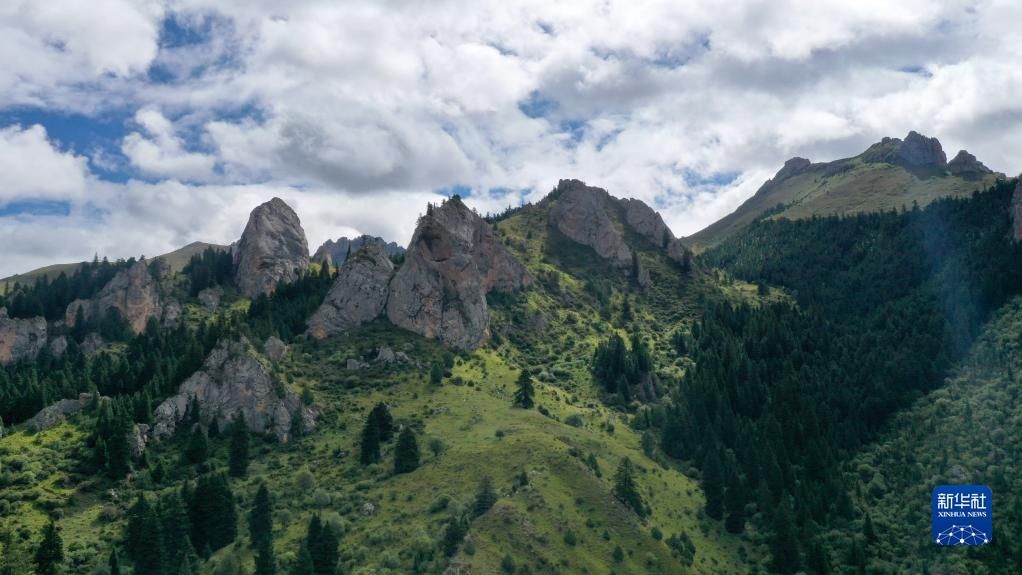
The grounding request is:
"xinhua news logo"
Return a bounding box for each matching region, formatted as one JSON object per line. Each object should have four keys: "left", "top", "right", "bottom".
{"left": 932, "top": 485, "right": 992, "bottom": 546}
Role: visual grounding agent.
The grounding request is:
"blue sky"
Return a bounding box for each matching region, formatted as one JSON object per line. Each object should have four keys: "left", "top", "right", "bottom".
{"left": 1, "top": 0, "right": 1021, "bottom": 277}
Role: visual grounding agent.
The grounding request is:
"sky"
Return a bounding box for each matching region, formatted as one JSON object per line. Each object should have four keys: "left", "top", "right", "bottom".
{"left": 1, "top": 0, "right": 1021, "bottom": 277}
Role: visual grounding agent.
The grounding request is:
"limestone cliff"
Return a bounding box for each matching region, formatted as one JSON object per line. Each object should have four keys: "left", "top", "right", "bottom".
{"left": 307, "top": 244, "right": 394, "bottom": 340}
{"left": 234, "top": 197, "right": 310, "bottom": 298}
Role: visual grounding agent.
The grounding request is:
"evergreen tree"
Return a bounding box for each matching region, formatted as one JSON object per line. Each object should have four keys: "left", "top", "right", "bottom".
{"left": 249, "top": 484, "right": 273, "bottom": 550}
{"left": 304, "top": 516, "right": 338, "bottom": 575}
{"left": 512, "top": 369, "right": 535, "bottom": 409}
{"left": 188, "top": 473, "right": 237, "bottom": 553}
{"left": 724, "top": 470, "right": 747, "bottom": 534}
{"left": 292, "top": 544, "right": 315, "bottom": 575}
{"left": 430, "top": 363, "right": 443, "bottom": 386}
{"left": 769, "top": 495, "right": 800, "bottom": 575}
{"left": 34, "top": 519, "right": 64, "bottom": 575}
{"left": 702, "top": 451, "right": 724, "bottom": 520}
{"left": 359, "top": 413, "right": 381, "bottom": 465}
{"left": 228, "top": 414, "right": 250, "bottom": 478}
{"left": 135, "top": 504, "right": 166, "bottom": 575}
{"left": 369, "top": 402, "right": 394, "bottom": 442}
{"left": 254, "top": 543, "right": 276, "bottom": 575}
{"left": 473, "top": 477, "right": 497, "bottom": 517}
{"left": 0, "top": 529, "right": 34, "bottom": 575}
{"left": 613, "top": 457, "right": 646, "bottom": 518}
{"left": 185, "top": 427, "right": 209, "bottom": 466}
{"left": 441, "top": 515, "right": 467, "bottom": 557}
{"left": 108, "top": 549, "right": 121, "bottom": 575}
{"left": 863, "top": 513, "right": 878, "bottom": 544}
{"left": 393, "top": 427, "right": 421, "bottom": 474}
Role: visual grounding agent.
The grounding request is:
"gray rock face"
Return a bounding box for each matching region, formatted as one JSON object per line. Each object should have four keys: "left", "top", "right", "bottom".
{"left": 264, "top": 336, "right": 288, "bottom": 362}
{"left": 617, "top": 196, "right": 691, "bottom": 265}
{"left": 81, "top": 333, "right": 106, "bottom": 357}
{"left": 151, "top": 338, "right": 314, "bottom": 443}
{"left": 774, "top": 157, "right": 812, "bottom": 181}
{"left": 307, "top": 244, "right": 394, "bottom": 340}
{"left": 549, "top": 180, "right": 631, "bottom": 267}
{"left": 162, "top": 298, "right": 182, "bottom": 326}
{"left": 64, "top": 259, "right": 162, "bottom": 335}
{"left": 313, "top": 235, "right": 405, "bottom": 267}
{"left": 197, "top": 287, "right": 223, "bottom": 312}
{"left": 234, "top": 197, "right": 310, "bottom": 299}
{"left": 0, "top": 308, "right": 46, "bottom": 365}
{"left": 129, "top": 424, "right": 149, "bottom": 458}
{"left": 27, "top": 393, "right": 97, "bottom": 431}
{"left": 48, "top": 335, "right": 68, "bottom": 359}
{"left": 948, "top": 150, "right": 994, "bottom": 177}
{"left": 1012, "top": 179, "right": 1022, "bottom": 241}
{"left": 898, "top": 131, "right": 947, "bottom": 167}
{"left": 387, "top": 196, "right": 531, "bottom": 349}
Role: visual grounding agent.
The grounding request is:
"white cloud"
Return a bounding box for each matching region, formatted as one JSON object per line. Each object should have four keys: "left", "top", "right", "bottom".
{"left": 0, "top": 125, "right": 89, "bottom": 202}
{"left": 2, "top": 0, "right": 1022, "bottom": 277}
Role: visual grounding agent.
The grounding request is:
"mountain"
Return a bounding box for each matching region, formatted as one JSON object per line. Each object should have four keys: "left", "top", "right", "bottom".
{"left": 3, "top": 173, "right": 1022, "bottom": 574}
{"left": 0, "top": 241, "right": 227, "bottom": 291}
{"left": 312, "top": 235, "right": 405, "bottom": 266}
{"left": 686, "top": 131, "right": 1004, "bottom": 249}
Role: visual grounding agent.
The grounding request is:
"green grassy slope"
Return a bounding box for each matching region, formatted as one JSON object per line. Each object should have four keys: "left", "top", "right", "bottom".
{"left": 829, "top": 296, "right": 1022, "bottom": 575}
{"left": 687, "top": 156, "right": 1002, "bottom": 251}
{"left": 1, "top": 241, "right": 226, "bottom": 291}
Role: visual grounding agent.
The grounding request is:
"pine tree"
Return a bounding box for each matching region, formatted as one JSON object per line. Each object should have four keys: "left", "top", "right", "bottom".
{"left": 473, "top": 477, "right": 497, "bottom": 517}
{"left": 228, "top": 414, "right": 250, "bottom": 478}
{"left": 430, "top": 362, "right": 443, "bottom": 386}
{"left": 441, "top": 515, "right": 467, "bottom": 557}
{"left": 254, "top": 543, "right": 276, "bottom": 575}
{"left": 33, "top": 519, "right": 65, "bottom": 575}
{"left": 613, "top": 457, "right": 646, "bottom": 518}
{"left": 512, "top": 369, "right": 535, "bottom": 409}
{"left": 292, "top": 544, "right": 315, "bottom": 575}
{"left": 135, "top": 504, "right": 166, "bottom": 575}
{"left": 0, "top": 529, "right": 34, "bottom": 575}
{"left": 702, "top": 451, "right": 724, "bottom": 520}
{"left": 724, "top": 470, "right": 747, "bottom": 534}
{"left": 769, "top": 494, "right": 801, "bottom": 575}
{"left": 394, "top": 427, "right": 421, "bottom": 474}
{"left": 359, "top": 414, "right": 381, "bottom": 465}
{"left": 249, "top": 484, "right": 273, "bottom": 550}
{"left": 185, "top": 427, "right": 209, "bottom": 465}
{"left": 108, "top": 549, "right": 121, "bottom": 575}
{"left": 369, "top": 403, "right": 394, "bottom": 441}
{"left": 863, "top": 513, "right": 878, "bottom": 544}
{"left": 305, "top": 516, "right": 338, "bottom": 575}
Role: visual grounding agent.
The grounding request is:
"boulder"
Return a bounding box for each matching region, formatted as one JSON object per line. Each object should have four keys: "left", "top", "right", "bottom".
{"left": 162, "top": 298, "right": 182, "bottom": 326}
{"left": 197, "top": 287, "right": 224, "bottom": 312}
{"left": 48, "top": 335, "right": 68, "bottom": 359}
{"left": 387, "top": 196, "right": 531, "bottom": 349}
{"left": 27, "top": 393, "right": 97, "bottom": 431}
{"left": 64, "top": 258, "right": 162, "bottom": 334}
{"left": 307, "top": 244, "right": 394, "bottom": 340}
{"left": 346, "top": 358, "right": 368, "bottom": 370}
{"left": 234, "top": 197, "right": 310, "bottom": 298}
{"left": 0, "top": 308, "right": 47, "bottom": 365}
{"left": 128, "top": 424, "right": 149, "bottom": 458}
{"left": 264, "top": 336, "right": 288, "bottom": 362}
{"left": 549, "top": 179, "right": 631, "bottom": 267}
{"left": 150, "top": 338, "right": 315, "bottom": 443}
{"left": 374, "top": 345, "right": 412, "bottom": 364}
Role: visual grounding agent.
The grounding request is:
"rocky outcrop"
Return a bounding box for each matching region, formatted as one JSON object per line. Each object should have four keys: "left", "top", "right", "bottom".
{"left": 862, "top": 131, "right": 947, "bottom": 169}
{"left": 26, "top": 393, "right": 97, "bottom": 431}
{"left": 264, "top": 336, "right": 288, "bottom": 362}
{"left": 307, "top": 244, "right": 394, "bottom": 340}
{"left": 234, "top": 198, "right": 310, "bottom": 299}
{"left": 948, "top": 150, "right": 994, "bottom": 177}
{"left": 387, "top": 196, "right": 531, "bottom": 349}
{"left": 549, "top": 180, "right": 631, "bottom": 267}
{"left": 48, "top": 335, "right": 68, "bottom": 359}
{"left": 64, "top": 259, "right": 162, "bottom": 334}
{"left": 617, "top": 196, "right": 691, "bottom": 265}
{"left": 150, "top": 338, "right": 314, "bottom": 443}
{"left": 129, "top": 423, "right": 149, "bottom": 458}
{"left": 0, "top": 308, "right": 47, "bottom": 365}
{"left": 162, "top": 298, "right": 182, "bottom": 326}
{"left": 313, "top": 235, "right": 405, "bottom": 267}
{"left": 197, "top": 287, "right": 223, "bottom": 312}
{"left": 1012, "top": 179, "right": 1022, "bottom": 241}
{"left": 81, "top": 333, "right": 106, "bottom": 357}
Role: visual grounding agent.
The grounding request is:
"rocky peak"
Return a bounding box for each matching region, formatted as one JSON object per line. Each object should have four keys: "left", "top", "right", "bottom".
{"left": 862, "top": 131, "right": 947, "bottom": 169}
{"left": 307, "top": 243, "right": 395, "bottom": 340}
{"left": 64, "top": 258, "right": 162, "bottom": 334}
{"left": 549, "top": 179, "right": 632, "bottom": 267}
{"left": 948, "top": 150, "right": 994, "bottom": 177}
{"left": 234, "top": 197, "right": 310, "bottom": 299}
{"left": 616, "top": 197, "right": 691, "bottom": 265}
{"left": 151, "top": 337, "right": 315, "bottom": 443}
{"left": 0, "top": 307, "right": 47, "bottom": 365}
{"left": 775, "top": 157, "right": 812, "bottom": 181}
{"left": 313, "top": 235, "right": 405, "bottom": 267}
{"left": 386, "top": 196, "right": 531, "bottom": 349}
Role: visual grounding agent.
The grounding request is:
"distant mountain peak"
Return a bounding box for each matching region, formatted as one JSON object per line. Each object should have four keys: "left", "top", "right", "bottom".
{"left": 861, "top": 131, "right": 947, "bottom": 169}
{"left": 948, "top": 149, "right": 995, "bottom": 177}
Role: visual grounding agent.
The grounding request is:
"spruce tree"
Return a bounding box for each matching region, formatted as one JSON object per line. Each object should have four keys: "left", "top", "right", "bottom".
{"left": 359, "top": 413, "right": 381, "bottom": 464}
{"left": 228, "top": 414, "right": 250, "bottom": 478}
{"left": 724, "top": 470, "right": 747, "bottom": 534}
{"left": 305, "top": 516, "right": 338, "bottom": 575}
{"left": 33, "top": 519, "right": 64, "bottom": 575}
{"left": 393, "top": 427, "right": 421, "bottom": 474}
{"left": 702, "top": 451, "right": 724, "bottom": 520}
{"left": 249, "top": 484, "right": 273, "bottom": 550}
{"left": 254, "top": 542, "right": 276, "bottom": 575}
{"left": 613, "top": 457, "right": 646, "bottom": 518}
{"left": 135, "top": 505, "right": 166, "bottom": 575}
{"left": 473, "top": 477, "right": 497, "bottom": 517}
{"left": 512, "top": 369, "right": 535, "bottom": 409}
{"left": 430, "top": 362, "right": 443, "bottom": 386}
{"left": 769, "top": 494, "right": 800, "bottom": 575}
{"left": 369, "top": 402, "right": 394, "bottom": 441}
{"left": 185, "top": 427, "right": 209, "bottom": 466}
{"left": 441, "top": 515, "right": 467, "bottom": 557}
{"left": 109, "top": 549, "right": 121, "bottom": 575}
{"left": 292, "top": 544, "right": 315, "bottom": 575}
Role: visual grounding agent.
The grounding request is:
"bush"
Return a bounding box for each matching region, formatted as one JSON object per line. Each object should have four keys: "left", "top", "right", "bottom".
{"left": 564, "top": 414, "right": 584, "bottom": 428}
{"left": 563, "top": 530, "right": 577, "bottom": 546}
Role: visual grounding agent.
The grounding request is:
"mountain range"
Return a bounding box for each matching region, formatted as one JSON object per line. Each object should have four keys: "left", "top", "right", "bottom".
{"left": 1, "top": 131, "right": 1020, "bottom": 575}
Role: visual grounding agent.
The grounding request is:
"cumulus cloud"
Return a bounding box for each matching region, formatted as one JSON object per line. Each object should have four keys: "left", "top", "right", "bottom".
{"left": 1, "top": 0, "right": 1022, "bottom": 276}
{"left": 0, "top": 125, "right": 89, "bottom": 202}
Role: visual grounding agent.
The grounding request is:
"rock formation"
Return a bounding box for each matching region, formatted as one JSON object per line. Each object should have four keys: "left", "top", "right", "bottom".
{"left": 264, "top": 336, "right": 288, "bottom": 362}
{"left": 307, "top": 244, "right": 395, "bottom": 340}
{"left": 948, "top": 150, "right": 995, "bottom": 178}
{"left": 150, "top": 338, "right": 314, "bottom": 443}
{"left": 0, "top": 308, "right": 46, "bottom": 365}
{"left": 64, "top": 258, "right": 162, "bottom": 335}
{"left": 234, "top": 197, "right": 310, "bottom": 298}
{"left": 387, "top": 196, "right": 531, "bottom": 349}
{"left": 862, "top": 131, "right": 947, "bottom": 169}
{"left": 26, "top": 393, "right": 97, "bottom": 431}
{"left": 549, "top": 179, "right": 632, "bottom": 267}
{"left": 617, "top": 196, "right": 691, "bottom": 265}
{"left": 197, "top": 287, "right": 223, "bottom": 312}
{"left": 313, "top": 235, "right": 405, "bottom": 267}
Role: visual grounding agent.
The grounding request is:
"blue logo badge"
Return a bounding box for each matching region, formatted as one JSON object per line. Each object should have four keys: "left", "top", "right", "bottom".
{"left": 932, "top": 485, "right": 992, "bottom": 546}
